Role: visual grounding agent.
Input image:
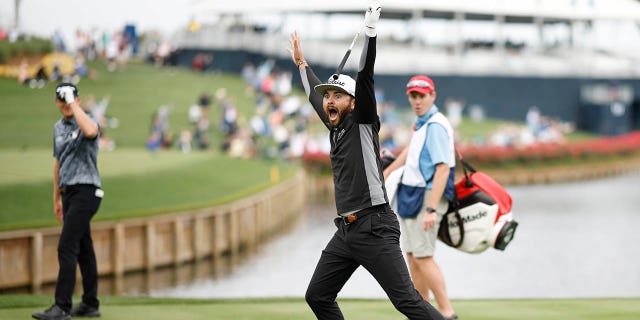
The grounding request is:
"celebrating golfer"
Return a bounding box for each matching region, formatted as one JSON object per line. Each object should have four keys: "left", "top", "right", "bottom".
{"left": 287, "top": 3, "right": 445, "bottom": 319}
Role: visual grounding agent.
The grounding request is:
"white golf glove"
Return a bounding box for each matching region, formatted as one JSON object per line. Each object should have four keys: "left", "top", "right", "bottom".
{"left": 364, "top": 1, "right": 382, "bottom": 37}
{"left": 58, "top": 86, "right": 76, "bottom": 104}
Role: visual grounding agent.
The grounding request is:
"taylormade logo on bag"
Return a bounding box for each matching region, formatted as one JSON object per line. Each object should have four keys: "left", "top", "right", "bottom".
{"left": 449, "top": 210, "right": 488, "bottom": 228}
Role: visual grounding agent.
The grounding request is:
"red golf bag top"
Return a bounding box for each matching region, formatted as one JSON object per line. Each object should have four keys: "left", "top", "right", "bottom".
{"left": 455, "top": 171, "right": 512, "bottom": 217}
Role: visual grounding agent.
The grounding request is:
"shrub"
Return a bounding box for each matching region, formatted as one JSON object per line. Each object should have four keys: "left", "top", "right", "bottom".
{"left": 302, "top": 131, "right": 640, "bottom": 172}
{"left": 0, "top": 37, "right": 52, "bottom": 64}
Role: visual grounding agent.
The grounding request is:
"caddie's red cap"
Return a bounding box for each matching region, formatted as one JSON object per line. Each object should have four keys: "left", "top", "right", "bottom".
{"left": 405, "top": 75, "right": 435, "bottom": 95}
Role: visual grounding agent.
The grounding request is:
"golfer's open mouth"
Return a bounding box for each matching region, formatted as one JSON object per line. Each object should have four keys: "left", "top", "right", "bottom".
{"left": 328, "top": 107, "right": 339, "bottom": 120}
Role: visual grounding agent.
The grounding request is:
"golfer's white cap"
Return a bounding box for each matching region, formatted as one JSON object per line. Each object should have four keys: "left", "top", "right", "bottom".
{"left": 314, "top": 74, "right": 356, "bottom": 97}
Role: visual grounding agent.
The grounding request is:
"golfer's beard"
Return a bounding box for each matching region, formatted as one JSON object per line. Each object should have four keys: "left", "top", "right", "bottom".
{"left": 338, "top": 108, "right": 351, "bottom": 122}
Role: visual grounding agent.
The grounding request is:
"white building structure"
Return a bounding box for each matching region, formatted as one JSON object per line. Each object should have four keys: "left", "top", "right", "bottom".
{"left": 182, "top": 0, "right": 640, "bottom": 77}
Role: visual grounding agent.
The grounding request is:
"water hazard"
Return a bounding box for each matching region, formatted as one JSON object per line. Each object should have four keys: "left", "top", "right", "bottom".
{"left": 24, "top": 172, "right": 633, "bottom": 299}
{"left": 139, "top": 172, "right": 640, "bottom": 299}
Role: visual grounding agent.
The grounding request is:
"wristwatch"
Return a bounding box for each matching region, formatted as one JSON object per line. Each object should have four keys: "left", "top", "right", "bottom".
{"left": 426, "top": 207, "right": 437, "bottom": 214}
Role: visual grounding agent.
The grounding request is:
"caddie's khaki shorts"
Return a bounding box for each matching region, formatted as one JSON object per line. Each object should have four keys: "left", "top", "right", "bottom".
{"left": 398, "top": 189, "right": 449, "bottom": 258}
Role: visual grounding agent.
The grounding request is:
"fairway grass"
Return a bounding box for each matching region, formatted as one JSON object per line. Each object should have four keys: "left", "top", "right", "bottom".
{"left": 0, "top": 148, "right": 295, "bottom": 230}
{"left": 0, "top": 148, "right": 216, "bottom": 186}
{"left": 0, "top": 295, "right": 638, "bottom": 320}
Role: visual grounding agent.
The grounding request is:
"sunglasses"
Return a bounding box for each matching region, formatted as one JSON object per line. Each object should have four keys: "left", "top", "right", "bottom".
{"left": 406, "top": 79, "right": 432, "bottom": 89}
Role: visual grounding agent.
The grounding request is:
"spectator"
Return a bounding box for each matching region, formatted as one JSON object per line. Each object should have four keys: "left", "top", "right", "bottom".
{"left": 526, "top": 106, "right": 541, "bottom": 137}
{"left": 155, "top": 40, "right": 171, "bottom": 67}
{"left": 198, "top": 91, "right": 211, "bottom": 121}
{"left": 146, "top": 105, "right": 172, "bottom": 151}
{"left": 52, "top": 29, "right": 66, "bottom": 52}
{"left": 74, "top": 53, "right": 90, "bottom": 78}
{"left": 18, "top": 59, "right": 30, "bottom": 85}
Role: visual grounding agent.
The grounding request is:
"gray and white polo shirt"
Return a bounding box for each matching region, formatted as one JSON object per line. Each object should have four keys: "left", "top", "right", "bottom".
{"left": 53, "top": 116, "right": 101, "bottom": 188}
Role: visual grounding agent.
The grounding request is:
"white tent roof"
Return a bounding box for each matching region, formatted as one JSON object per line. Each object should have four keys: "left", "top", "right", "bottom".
{"left": 190, "top": 0, "right": 640, "bottom": 21}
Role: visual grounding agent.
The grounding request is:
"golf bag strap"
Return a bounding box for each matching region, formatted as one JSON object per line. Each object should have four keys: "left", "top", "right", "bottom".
{"left": 447, "top": 147, "right": 466, "bottom": 248}
{"left": 456, "top": 148, "right": 476, "bottom": 187}
{"left": 448, "top": 185, "right": 465, "bottom": 248}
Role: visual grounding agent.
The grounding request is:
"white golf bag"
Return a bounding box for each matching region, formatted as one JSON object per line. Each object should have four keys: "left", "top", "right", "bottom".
{"left": 384, "top": 158, "right": 518, "bottom": 254}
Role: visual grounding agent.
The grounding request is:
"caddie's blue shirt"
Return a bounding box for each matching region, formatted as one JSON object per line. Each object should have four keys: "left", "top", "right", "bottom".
{"left": 53, "top": 115, "right": 101, "bottom": 188}
{"left": 415, "top": 105, "right": 451, "bottom": 191}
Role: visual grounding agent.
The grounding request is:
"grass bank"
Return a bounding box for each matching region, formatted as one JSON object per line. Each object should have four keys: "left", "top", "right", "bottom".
{"left": 0, "top": 295, "right": 638, "bottom": 320}
{"left": 0, "top": 148, "right": 295, "bottom": 231}
{"left": 0, "top": 60, "right": 260, "bottom": 149}
{"left": 0, "top": 60, "right": 296, "bottom": 230}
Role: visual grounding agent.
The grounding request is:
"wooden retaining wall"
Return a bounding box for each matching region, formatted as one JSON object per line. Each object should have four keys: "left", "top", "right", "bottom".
{"left": 0, "top": 171, "right": 306, "bottom": 291}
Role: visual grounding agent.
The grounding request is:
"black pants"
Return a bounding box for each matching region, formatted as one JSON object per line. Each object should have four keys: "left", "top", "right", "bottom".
{"left": 56, "top": 184, "right": 102, "bottom": 313}
{"left": 306, "top": 205, "right": 444, "bottom": 320}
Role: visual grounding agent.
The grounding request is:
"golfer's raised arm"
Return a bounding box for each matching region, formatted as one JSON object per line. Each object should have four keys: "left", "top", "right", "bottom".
{"left": 288, "top": 31, "right": 329, "bottom": 128}
{"left": 353, "top": 3, "right": 381, "bottom": 124}
{"left": 300, "top": 68, "right": 326, "bottom": 127}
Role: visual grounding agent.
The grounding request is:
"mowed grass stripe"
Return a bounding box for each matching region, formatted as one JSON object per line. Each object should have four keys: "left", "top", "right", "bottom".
{"left": 0, "top": 295, "right": 638, "bottom": 320}
{"left": 0, "top": 152, "right": 295, "bottom": 230}
{"left": 0, "top": 148, "right": 214, "bottom": 186}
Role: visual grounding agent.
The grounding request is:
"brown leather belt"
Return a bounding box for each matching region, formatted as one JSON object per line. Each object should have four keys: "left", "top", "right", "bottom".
{"left": 340, "top": 204, "right": 392, "bottom": 225}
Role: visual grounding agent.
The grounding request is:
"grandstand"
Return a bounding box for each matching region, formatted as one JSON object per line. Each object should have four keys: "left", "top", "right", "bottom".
{"left": 175, "top": 0, "right": 640, "bottom": 133}
{"left": 182, "top": 0, "right": 640, "bottom": 77}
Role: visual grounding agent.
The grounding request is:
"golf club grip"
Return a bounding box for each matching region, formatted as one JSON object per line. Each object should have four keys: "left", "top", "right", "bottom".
{"left": 333, "top": 49, "right": 351, "bottom": 79}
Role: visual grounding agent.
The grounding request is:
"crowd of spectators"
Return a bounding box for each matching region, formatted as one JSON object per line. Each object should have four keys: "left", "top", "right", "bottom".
{"left": 190, "top": 59, "right": 313, "bottom": 159}
{"left": 12, "top": 26, "right": 135, "bottom": 90}
{"left": 14, "top": 25, "right": 576, "bottom": 157}
{"left": 0, "top": 27, "right": 131, "bottom": 152}
{"left": 485, "top": 106, "right": 573, "bottom": 148}
{"left": 7, "top": 26, "right": 577, "bottom": 157}
{"left": 144, "top": 54, "right": 576, "bottom": 160}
